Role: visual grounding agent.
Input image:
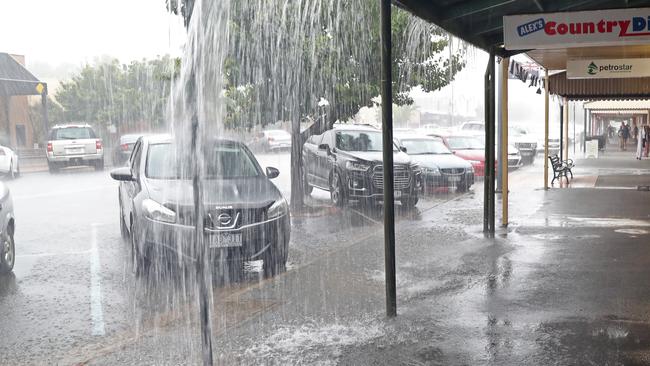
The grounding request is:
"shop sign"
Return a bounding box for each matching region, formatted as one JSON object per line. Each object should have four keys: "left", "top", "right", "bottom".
{"left": 567, "top": 58, "right": 650, "bottom": 79}
{"left": 504, "top": 8, "right": 650, "bottom": 50}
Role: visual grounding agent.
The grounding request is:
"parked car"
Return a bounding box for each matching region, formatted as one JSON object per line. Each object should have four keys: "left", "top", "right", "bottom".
{"left": 509, "top": 125, "right": 537, "bottom": 164}
{"left": 395, "top": 134, "right": 474, "bottom": 192}
{"left": 0, "top": 182, "right": 15, "bottom": 274}
{"left": 431, "top": 134, "right": 522, "bottom": 175}
{"left": 457, "top": 121, "right": 485, "bottom": 137}
{"left": 302, "top": 124, "right": 421, "bottom": 208}
{"left": 249, "top": 129, "right": 291, "bottom": 153}
{"left": 112, "top": 134, "right": 142, "bottom": 166}
{"left": 46, "top": 124, "right": 104, "bottom": 173}
{"left": 0, "top": 145, "right": 19, "bottom": 179}
{"left": 539, "top": 137, "right": 561, "bottom": 156}
{"left": 111, "top": 135, "right": 289, "bottom": 278}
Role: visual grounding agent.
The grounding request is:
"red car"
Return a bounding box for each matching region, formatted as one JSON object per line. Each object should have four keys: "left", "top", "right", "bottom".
{"left": 429, "top": 134, "right": 485, "bottom": 176}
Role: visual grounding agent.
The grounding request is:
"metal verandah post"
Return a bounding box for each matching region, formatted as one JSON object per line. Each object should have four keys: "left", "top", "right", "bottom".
{"left": 560, "top": 104, "right": 564, "bottom": 161}
{"left": 380, "top": 0, "right": 397, "bottom": 317}
{"left": 483, "top": 50, "right": 495, "bottom": 235}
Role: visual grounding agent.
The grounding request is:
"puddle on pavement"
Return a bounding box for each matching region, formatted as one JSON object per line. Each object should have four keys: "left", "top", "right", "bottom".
{"left": 615, "top": 228, "right": 649, "bottom": 235}
{"left": 534, "top": 317, "right": 650, "bottom": 365}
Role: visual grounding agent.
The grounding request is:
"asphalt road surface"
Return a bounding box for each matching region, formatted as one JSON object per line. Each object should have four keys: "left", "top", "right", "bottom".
{"left": 0, "top": 153, "right": 470, "bottom": 365}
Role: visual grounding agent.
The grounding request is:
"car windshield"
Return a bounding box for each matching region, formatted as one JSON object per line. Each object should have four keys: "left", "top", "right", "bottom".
{"left": 447, "top": 136, "right": 485, "bottom": 150}
{"left": 51, "top": 127, "right": 96, "bottom": 140}
{"left": 146, "top": 143, "right": 262, "bottom": 179}
{"left": 400, "top": 139, "right": 451, "bottom": 154}
{"left": 336, "top": 131, "right": 397, "bottom": 152}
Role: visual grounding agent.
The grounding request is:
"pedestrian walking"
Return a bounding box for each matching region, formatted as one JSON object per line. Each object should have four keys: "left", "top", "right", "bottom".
{"left": 619, "top": 122, "right": 630, "bottom": 151}
{"left": 636, "top": 122, "right": 645, "bottom": 160}
{"left": 644, "top": 125, "right": 650, "bottom": 158}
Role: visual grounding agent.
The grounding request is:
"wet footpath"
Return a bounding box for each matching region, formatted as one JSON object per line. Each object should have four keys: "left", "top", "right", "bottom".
{"left": 70, "top": 154, "right": 650, "bottom": 365}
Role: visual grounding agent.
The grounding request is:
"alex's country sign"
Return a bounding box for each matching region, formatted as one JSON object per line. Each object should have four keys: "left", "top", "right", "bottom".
{"left": 504, "top": 8, "right": 650, "bottom": 50}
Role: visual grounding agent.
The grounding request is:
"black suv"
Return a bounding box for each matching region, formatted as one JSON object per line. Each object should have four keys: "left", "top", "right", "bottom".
{"left": 110, "top": 134, "right": 290, "bottom": 278}
{"left": 303, "top": 125, "right": 421, "bottom": 208}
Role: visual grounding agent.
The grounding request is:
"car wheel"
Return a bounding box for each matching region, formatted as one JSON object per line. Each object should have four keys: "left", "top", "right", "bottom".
{"left": 263, "top": 233, "right": 288, "bottom": 279}
{"left": 119, "top": 197, "right": 128, "bottom": 241}
{"left": 303, "top": 170, "right": 313, "bottom": 196}
{"left": 94, "top": 159, "right": 105, "bottom": 171}
{"left": 330, "top": 171, "right": 346, "bottom": 207}
{"left": 0, "top": 229, "right": 15, "bottom": 274}
{"left": 130, "top": 222, "right": 148, "bottom": 277}
{"left": 8, "top": 163, "right": 15, "bottom": 180}
{"left": 400, "top": 197, "right": 418, "bottom": 209}
{"left": 48, "top": 161, "right": 59, "bottom": 174}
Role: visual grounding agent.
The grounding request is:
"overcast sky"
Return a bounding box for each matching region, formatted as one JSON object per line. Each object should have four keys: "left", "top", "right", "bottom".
{"left": 0, "top": 0, "right": 186, "bottom": 68}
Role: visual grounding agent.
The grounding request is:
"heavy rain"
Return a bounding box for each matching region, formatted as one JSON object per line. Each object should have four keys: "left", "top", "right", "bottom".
{"left": 2, "top": 0, "right": 650, "bottom": 365}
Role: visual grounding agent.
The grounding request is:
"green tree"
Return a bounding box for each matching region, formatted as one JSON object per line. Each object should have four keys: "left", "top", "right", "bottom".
{"left": 53, "top": 56, "right": 179, "bottom": 136}
{"left": 170, "top": 0, "right": 465, "bottom": 207}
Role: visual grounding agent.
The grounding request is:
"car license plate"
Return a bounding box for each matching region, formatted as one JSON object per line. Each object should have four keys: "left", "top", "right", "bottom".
{"left": 66, "top": 147, "right": 83, "bottom": 155}
{"left": 448, "top": 176, "right": 461, "bottom": 182}
{"left": 209, "top": 233, "right": 242, "bottom": 248}
{"left": 394, "top": 190, "right": 402, "bottom": 198}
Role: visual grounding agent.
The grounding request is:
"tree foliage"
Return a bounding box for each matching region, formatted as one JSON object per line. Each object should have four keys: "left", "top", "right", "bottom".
{"left": 52, "top": 56, "right": 178, "bottom": 134}
{"left": 171, "top": 0, "right": 465, "bottom": 134}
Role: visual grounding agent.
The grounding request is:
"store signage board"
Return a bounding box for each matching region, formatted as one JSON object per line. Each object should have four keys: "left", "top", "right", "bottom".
{"left": 504, "top": 8, "right": 650, "bottom": 50}
{"left": 567, "top": 58, "right": 650, "bottom": 79}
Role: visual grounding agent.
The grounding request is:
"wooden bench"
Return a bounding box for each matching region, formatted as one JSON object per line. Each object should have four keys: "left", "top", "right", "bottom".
{"left": 548, "top": 155, "right": 574, "bottom": 184}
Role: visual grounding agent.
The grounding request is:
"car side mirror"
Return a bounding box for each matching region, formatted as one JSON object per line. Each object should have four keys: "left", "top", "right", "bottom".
{"left": 266, "top": 167, "right": 280, "bottom": 179}
{"left": 400, "top": 146, "right": 407, "bottom": 153}
{"left": 318, "top": 143, "right": 331, "bottom": 154}
{"left": 110, "top": 167, "right": 134, "bottom": 181}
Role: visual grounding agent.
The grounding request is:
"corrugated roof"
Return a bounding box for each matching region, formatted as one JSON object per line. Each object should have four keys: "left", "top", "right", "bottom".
{"left": 0, "top": 52, "right": 46, "bottom": 96}
{"left": 584, "top": 100, "right": 650, "bottom": 110}
{"left": 548, "top": 71, "right": 650, "bottom": 100}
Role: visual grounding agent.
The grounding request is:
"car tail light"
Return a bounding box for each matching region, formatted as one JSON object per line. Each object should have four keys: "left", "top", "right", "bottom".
{"left": 121, "top": 143, "right": 129, "bottom": 151}
{"left": 47, "top": 142, "right": 53, "bottom": 153}
{"left": 96, "top": 140, "right": 103, "bottom": 150}
{"left": 268, "top": 137, "right": 274, "bottom": 142}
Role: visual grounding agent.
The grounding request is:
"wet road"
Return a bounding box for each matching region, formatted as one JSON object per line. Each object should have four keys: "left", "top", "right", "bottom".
{"left": 0, "top": 153, "right": 467, "bottom": 365}
{"left": 3, "top": 152, "right": 648, "bottom": 365}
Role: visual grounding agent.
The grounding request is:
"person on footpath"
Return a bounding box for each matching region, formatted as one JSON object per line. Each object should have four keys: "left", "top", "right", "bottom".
{"left": 636, "top": 122, "right": 645, "bottom": 160}
{"left": 619, "top": 122, "right": 630, "bottom": 151}
{"left": 644, "top": 124, "right": 650, "bottom": 158}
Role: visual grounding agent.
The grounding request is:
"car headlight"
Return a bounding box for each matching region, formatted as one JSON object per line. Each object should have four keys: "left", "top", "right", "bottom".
{"left": 268, "top": 198, "right": 289, "bottom": 219}
{"left": 468, "top": 165, "right": 475, "bottom": 173}
{"left": 142, "top": 199, "right": 176, "bottom": 223}
{"left": 346, "top": 161, "right": 371, "bottom": 172}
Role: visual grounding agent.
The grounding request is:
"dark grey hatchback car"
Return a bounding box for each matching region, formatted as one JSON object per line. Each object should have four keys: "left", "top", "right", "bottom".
{"left": 110, "top": 134, "right": 290, "bottom": 278}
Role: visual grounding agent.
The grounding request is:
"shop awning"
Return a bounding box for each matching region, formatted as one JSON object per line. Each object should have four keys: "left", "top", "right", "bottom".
{"left": 548, "top": 71, "right": 650, "bottom": 100}
{"left": 394, "top": 0, "right": 650, "bottom": 58}
{"left": 584, "top": 100, "right": 650, "bottom": 110}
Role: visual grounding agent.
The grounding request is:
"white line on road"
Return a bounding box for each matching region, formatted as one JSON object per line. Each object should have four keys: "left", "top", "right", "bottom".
{"left": 90, "top": 223, "right": 105, "bottom": 336}
{"left": 13, "top": 184, "right": 117, "bottom": 201}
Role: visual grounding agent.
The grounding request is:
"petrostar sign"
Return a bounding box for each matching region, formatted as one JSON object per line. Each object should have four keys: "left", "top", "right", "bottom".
{"left": 504, "top": 8, "right": 650, "bottom": 50}
{"left": 567, "top": 58, "right": 650, "bottom": 79}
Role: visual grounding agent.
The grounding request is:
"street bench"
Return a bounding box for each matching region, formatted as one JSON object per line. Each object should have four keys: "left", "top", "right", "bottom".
{"left": 548, "top": 154, "right": 574, "bottom": 184}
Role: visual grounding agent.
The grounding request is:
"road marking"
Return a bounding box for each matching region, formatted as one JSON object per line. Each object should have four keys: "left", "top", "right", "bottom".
{"left": 16, "top": 250, "right": 91, "bottom": 258}
{"left": 13, "top": 184, "right": 116, "bottom": 201}
{"left": 90, "top": 223, "right": 105, "bottom": 336}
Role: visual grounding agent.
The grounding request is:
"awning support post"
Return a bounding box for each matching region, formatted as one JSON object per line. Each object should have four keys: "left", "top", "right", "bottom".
{"left": 3, "top": 96, "right": 11, "bottom": 147}
{"left": 560, "top": 102, "right": 564, "bottom": 160}
{"left": 564, "top": 98, "right": 569, "bottom": 160}
{"left": 544, "top": 69, "right": 549, "bottom": 190}
{"left": 500, "top": 57, "right": 509, "bottom": 227}
{"left": 583, "top": 108, "right": 587, "bottom": 153}
{"left": 380, "top": 0, "right": 397, "bottom": 318}
{"left": 484, "top": 49, "right": 496, "bottom": 235}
